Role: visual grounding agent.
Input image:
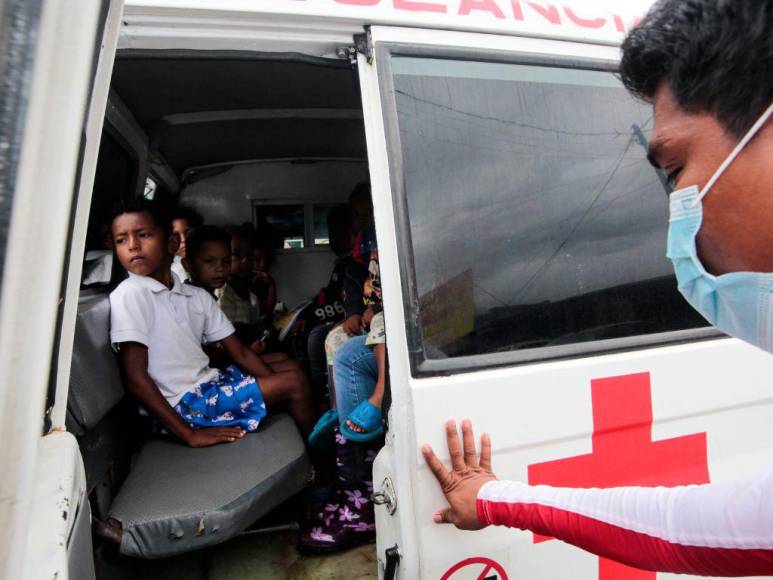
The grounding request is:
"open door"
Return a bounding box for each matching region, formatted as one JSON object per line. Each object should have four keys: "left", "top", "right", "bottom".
{"left": 358, "top": 26, "right": 773, "bottom": 580}
{"left": 0, "top": 1, "right": 123, "bottom": 578}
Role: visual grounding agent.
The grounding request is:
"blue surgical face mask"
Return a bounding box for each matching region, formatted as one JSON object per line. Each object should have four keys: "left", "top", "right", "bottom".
{"left": 667, "top": 103, "right": 773, "bottom": 351}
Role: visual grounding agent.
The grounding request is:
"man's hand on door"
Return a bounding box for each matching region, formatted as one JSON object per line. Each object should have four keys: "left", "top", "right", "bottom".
{"left": 422, "top": 419, "right": 497, "bottom": 530}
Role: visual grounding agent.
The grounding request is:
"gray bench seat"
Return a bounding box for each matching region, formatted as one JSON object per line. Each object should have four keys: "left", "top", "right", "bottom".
{"left": 67, "top": 292, "right": 311, "bottom": 559}
{"left": 109, "top": 414, "right": 310, "bottom": 558}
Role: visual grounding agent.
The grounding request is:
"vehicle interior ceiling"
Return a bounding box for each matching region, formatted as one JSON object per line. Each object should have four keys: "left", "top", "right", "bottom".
{"left": 89, "top": 50, "right": 369, "bottom": 305}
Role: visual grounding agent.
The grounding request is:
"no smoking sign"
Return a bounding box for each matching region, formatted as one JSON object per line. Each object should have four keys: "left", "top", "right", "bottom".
{"left": 441, "top": 557, "right": 509, "bottom": 580}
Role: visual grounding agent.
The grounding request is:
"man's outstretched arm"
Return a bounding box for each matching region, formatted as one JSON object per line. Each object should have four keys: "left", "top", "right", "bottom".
{"left": 423, "top": 420, "right": 773, "bottom": 577}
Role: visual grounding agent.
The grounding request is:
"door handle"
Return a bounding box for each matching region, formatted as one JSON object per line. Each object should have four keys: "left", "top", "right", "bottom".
{"left": 383, "top": 544, "right": 400, "bottom": 580}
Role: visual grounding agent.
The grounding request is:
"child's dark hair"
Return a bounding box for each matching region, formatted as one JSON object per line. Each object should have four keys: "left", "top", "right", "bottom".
{"left": 171, "top": 205, "right": 204, "bottom": 229}
{"left": 111, "top": 198, "right": 172, "bottom": 235}
{"left": 224, "top": 223, "right": 254, "bottom": 243}
{"left": 327, "top": 204, "right": 351, "bottom": 233}
{"left": 348, "top": 182, "right": 372, "bottom": 205}
{"left": 226, "top": 223, "right": 276, "bottom": 264}
{"left": 185, "top": 225, "right": 231, "bottom": 260}
{"left": 250, "top": 228, "right": 275, "bottom": 265}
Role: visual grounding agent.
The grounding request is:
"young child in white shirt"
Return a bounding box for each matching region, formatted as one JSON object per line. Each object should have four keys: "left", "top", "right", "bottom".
{"left": 169, "top": 205, "right": 203, "bottom": 283}
{"left": 109, "top": 201, "right": 315, "bottom": 447}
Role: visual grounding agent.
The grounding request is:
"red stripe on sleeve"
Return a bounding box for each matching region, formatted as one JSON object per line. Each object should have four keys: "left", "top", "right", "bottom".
{"left": 476, "top": 497, "right": 773, "bottom": 576}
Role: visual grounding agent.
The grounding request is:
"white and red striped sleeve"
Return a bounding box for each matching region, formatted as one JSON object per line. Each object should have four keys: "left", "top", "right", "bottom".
{"left": 476, "top": 468, "right": 773, "bottom": 576}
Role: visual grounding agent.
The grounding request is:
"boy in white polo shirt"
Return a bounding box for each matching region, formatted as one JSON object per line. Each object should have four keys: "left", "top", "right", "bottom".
{"left": 109, "top": 201, "right": 315, "bottom": 447}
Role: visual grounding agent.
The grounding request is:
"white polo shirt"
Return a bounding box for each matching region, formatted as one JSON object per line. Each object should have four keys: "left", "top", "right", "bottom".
{"left": 109, "top": 272, "right": 235, "bottom": 406}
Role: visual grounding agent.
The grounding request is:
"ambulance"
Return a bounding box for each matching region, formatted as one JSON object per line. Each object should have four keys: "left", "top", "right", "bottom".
{"left": 3, "top": 0, "right": 772, "bottom": 579}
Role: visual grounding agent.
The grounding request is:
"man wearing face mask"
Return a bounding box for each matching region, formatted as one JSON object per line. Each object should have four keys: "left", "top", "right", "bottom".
{"left": 421, "top": 0, "right": 773, "bottom": 575}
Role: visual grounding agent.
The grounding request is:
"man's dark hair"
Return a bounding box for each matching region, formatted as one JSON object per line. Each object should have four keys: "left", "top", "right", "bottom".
{"left": 348, "top": 181, "right": 372, "bottom": 205}
{"left": 185, "top": 225, "right": 231, "bottom": 260}
{"left": 620, "top": 0, "right": 772, "bottom": 137}
{"left": 111, "top": 198, "right": 172, "bottom": 235}
{"left": 171, "top": 205, "right": 204, "bottom": 229}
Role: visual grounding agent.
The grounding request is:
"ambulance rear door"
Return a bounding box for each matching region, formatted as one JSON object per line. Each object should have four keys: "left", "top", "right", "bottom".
{"left": 357, "top": 26, "right": 773, "bottom": 580}
{"left": 0, "top": 1, "right": 124, "bottom": 578}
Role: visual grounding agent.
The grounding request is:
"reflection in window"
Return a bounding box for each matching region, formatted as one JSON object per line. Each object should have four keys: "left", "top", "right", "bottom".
{"left": 143, "top": 176, "right": 157, "bottom": 200}
{"left": 255, "top": 204, "right": 305, "bottom": 249}
{"left": 391, "top": 57, "right": 707, "bottom": 362}
{"left": 313, "top": 204, "right": 336, "bottom": 246}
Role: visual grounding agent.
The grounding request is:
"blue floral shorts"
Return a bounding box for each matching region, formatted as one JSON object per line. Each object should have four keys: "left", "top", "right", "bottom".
{"left": 175, "top": 366, "right": 266, "bottom": 432}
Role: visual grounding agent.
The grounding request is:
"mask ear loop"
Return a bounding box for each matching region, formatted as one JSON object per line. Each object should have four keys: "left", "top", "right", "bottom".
{"left": 694, "top": 102, "right": 773, "bottom": 206}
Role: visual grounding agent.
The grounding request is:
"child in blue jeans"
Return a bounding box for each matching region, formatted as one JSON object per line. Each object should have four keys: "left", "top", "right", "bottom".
{"left": 299, "top": 325, "right": 384, "bottom": 552}
{"left": 300, "top": 215, "right": 386, "bottom": 552}
{"left": 318, "top": 220, "right": 385, "bottom": 442}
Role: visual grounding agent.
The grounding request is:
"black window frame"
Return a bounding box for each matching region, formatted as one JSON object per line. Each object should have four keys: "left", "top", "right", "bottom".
{"left": 252, "top": 200, "right": 339, "bottom": 252}
{"left": 375, "top": 41, "right": 721, "bottom": 378}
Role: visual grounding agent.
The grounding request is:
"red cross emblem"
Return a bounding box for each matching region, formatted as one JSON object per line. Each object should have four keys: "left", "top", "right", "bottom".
{"left": 528, "top": 372, "right": 710, "bottom": 580}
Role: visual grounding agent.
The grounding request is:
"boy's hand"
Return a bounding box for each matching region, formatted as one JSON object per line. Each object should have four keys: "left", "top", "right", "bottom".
{"left": 185, "top": 426, "right": 245, "bottom": 447}
{"left": 343, "top": 314, "right": 363, "bottom": 336}
{"left": 253, "top": 271, "right": 274, "bottom": 284}
{"left": 422, "top": 419, "right": 496, "bottom": 530}
{"left": 249, "top": 339, "right": 267, "bottom": 354}
{"left": 220, "top": 334, "right": 273, "bottom": 376}
{"left": 291, "top": 319, "right": 307, "bottom": 336}
{"left": 362, "top": 307, "right": 375, "bottom": 328}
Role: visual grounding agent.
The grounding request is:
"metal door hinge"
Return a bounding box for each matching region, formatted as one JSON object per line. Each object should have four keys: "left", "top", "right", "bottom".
{"left": 336, "top": 30, "right": 373, "bottom": 66}
{"left": 371, "top": 476, "right": 397, "bottom": 515}
{"left": 335, "top": 45, "right": 357, "bottom": 66}
{"left": 354, "top": 31, "right": 372, "bottom": 63}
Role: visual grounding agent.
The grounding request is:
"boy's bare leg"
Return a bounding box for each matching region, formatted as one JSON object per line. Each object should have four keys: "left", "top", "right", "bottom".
{"left": 259, "top": 369, "right": 315, "bottom": 436}
{"left": 267, "top": 359, "right": 335, "bottom": 415}
{"left": 269, "top": 358, "right": 302, "bottom": 373}
{"left": 370, "top": 343, "right": 386, "bottom": 407}
{"left": 262, "top": 352, "right": 289, "bottom": 364}
{"left": 348, "top": 343, "right": 386, "bottom": 433}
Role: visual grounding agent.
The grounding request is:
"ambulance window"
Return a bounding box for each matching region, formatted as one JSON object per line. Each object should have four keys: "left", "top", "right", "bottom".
{"left": 387, "top": 56, "right": 709, "bottom": 372}
{"left": 313, "top": 204, "right": 337, "bottom": 246}
{"left": 143, "top": 176, "right": 157, "bottom": 200}
{"left": 255, "top": 204, "right": 305, "bottom": 249}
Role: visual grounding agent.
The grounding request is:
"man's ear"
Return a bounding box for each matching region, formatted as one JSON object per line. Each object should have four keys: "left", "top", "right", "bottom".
{"left": 168, "top": 234, "right": 180, "bottom": 256}
{"left": 182, "top": 256, "right": 191, "bottom": 273}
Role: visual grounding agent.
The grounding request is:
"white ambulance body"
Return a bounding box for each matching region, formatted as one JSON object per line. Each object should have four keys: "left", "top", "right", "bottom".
{"left": 3, "top": 1, "right": 773, "bottom": 579}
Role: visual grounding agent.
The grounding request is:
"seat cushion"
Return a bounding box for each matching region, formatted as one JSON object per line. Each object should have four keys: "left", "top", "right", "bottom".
{"left": 108, "top": 414, "right": 311, "bottom": 558}
{"left": 67, "top": 293, "right": 125, "bottom": 434}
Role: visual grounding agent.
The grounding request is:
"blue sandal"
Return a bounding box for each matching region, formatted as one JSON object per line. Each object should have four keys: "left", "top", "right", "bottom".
{"left": 308, "top": 408, "right": 338, "bottom": 450}
{"left": 340, "top": 401, "right": 384, "bottom": 442}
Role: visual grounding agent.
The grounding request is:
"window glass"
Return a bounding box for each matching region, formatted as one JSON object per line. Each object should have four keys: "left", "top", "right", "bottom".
{"left": 143, "top": 176, "right": 157, "bottom": 200}
{"left": 81, "top": 131, "right": 137, "bottom": 288}
{"left": 255, "top": 204, "right": 305, "bottom": 249}
{"left": 391, "top": 57, "right": 707, "bottom": 361}
{"left": 313, "top": 204, "right": 337, "bottom": 246}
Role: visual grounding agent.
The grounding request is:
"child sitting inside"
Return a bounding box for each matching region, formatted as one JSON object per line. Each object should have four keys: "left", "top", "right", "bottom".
{"left": 181, "top": 224, "right": 230, "bottom": 300}
{"left": 300, "top": 217, "right": 386, "bottom": 552}
{"left": 342, "top": 218, "right": 386, "bottom": 441}
{"left": 184, "top": 224, "right": 292, "bottom": 367}
{"left": 109, "top": 200, "right": 315, "bottom": 445}
{"left": 250, "top": 233, "right": 278, "bottom": 316}
{"left": 302, "top": 205, "right": 356, "bottom": 407}
{"left": 215, "top": 225, "right": 274, "bottom": 347}
{"left": 170, "top": 205, "right": 203, "bottom": 283}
